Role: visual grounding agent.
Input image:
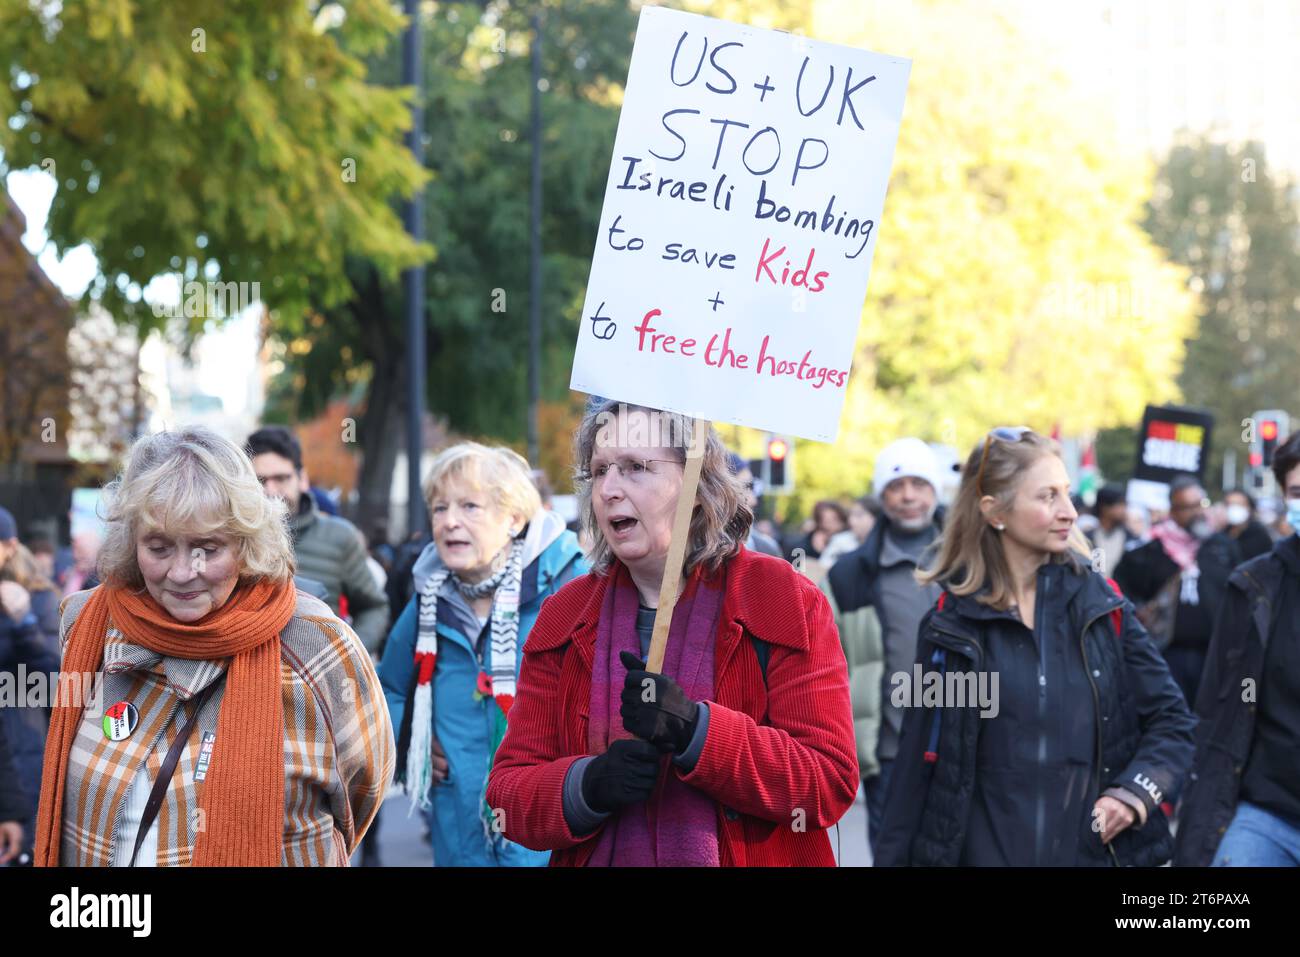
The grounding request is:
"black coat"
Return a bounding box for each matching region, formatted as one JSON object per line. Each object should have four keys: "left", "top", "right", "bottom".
{"left": 1230, "top": 521, "right": 1275, "bottom": 563}
{"left": 0, "top": 610, "right": 59, "bottom": 838}
{"left": 1174, "top": 534, "right": 1300, "bottom": 866}
{"left": 1113, "top": 531, "right": 1240, "bottom": 642}
{"left": 876, "top": 560, "right": 1196, "bottom": 867}
{"left": 386, "top": 531, "right": 433, "bottom": 622}
{"left": 0, "top": 716, "right": 26, "bottom": 824}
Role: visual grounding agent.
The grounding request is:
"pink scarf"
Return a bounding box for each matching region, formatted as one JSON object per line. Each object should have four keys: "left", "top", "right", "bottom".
{"left": 1151, "top": 519, "right": 1199, "bottom": 570}
{"left": 587, "top": 562, "right": 724, "bottom": 867}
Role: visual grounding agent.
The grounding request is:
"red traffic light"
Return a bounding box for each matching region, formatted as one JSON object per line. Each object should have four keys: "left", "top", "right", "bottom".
{"left": 1261, "top": 420, "right": 1278, "bottom": 441}
{"left": 768, "top": 438, "right": 789, "bottom": 461}
{"left": 1249, "top": 452, "right": 1263, "bottom": 467}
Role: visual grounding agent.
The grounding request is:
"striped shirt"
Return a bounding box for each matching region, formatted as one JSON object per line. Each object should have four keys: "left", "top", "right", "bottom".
{"left": 56, "top": 588, "right": 395, "bottom": 867}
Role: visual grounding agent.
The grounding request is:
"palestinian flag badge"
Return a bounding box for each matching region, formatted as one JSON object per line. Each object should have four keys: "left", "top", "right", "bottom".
{"left": 103, "top": 700, "right": 139, "bottom": 741}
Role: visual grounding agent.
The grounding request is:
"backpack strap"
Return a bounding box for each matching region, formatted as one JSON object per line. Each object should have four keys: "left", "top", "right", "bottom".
{"left": 1105, "top": 578, "right": 1124, "bottom": 638}
{"left": 749, "top": 632, "right": 770, "bottom": 688}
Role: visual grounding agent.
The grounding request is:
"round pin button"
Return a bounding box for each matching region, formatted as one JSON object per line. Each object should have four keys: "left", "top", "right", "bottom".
{"left": 102, "top": 700, "right": 139, "bottom": 741}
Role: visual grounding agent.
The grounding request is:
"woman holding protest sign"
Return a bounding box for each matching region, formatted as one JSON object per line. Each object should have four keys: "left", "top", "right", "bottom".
{"left": 875, "top": 428, "right": 1195, "bottom": 866}
{"left": 487, "top": 399, "right": 858, "bottom": 866}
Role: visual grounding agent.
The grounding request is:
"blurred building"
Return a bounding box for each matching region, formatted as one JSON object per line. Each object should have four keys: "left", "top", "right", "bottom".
{"left": 0, "top": 186, "right": 76, "bottom": 539}
{"left": 66, "top": 304, "right": 146, "bottom": 465}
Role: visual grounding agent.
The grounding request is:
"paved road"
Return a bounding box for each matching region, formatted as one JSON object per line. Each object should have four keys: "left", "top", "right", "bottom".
{"left": 357, "top": 780, "right": 873, "bottom": 867}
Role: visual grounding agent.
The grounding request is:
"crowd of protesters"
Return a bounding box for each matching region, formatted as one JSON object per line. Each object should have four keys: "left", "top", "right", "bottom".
{"left": 2, "top": 411, "right": 1298, "bottom": 868}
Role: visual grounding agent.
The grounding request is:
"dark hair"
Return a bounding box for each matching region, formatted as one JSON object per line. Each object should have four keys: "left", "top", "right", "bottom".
{"left": 1223, "top": 488, "right": 1256, "bottom": 510}
{"left": 1168, "top": 474, "right": 1204, "bottom": 499}
{"left": 812, "top": 500, "right": 849, "bottom": 531}
{"left": 1095, "top": 483, "right": 1125, "bottom": 511}
{"left": 1273, "top": 431, "right": 1300, "bottom": 491}
{"left": 246, "top": 426, "right": 303, "bottom": 471}
{"left": 856, "top": 494, "right": 882, "bottom": 518}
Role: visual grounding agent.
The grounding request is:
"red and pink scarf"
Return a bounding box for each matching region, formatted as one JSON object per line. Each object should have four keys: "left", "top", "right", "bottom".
{"left": 587, "top": 562, "right": 724, "bottom": 867}
{"left": 1151, "top": 519, "right": 1199, "bottom": 570}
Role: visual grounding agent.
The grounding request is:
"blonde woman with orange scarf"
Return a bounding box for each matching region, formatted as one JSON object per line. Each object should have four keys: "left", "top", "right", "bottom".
{"left": 34, "top": 427, "right": 394, "bottom": 866}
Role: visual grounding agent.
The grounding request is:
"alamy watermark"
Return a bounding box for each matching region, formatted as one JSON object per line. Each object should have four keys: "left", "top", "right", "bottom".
{"left": 890, "top": 665, "right": 1000, "bottom": 718}
{"left": 50, "top": 887, "right": 151, "bottom": 937}
{"left": 0, "top": 667, "right": 102, "bottom": 714}
{"left": 151, "top": 278, "right": 261, "bottom": 319}
{"left": 592, "top": 403, "right": 706, "bottom": 453}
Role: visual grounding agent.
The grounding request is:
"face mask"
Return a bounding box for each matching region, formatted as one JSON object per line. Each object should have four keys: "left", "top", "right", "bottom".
{"left": 1225, "top": 504, "right": 1251, "bottom": 527}
{"left": 1188, "top": 518, "right": 1212, "bottom": 541}
{"left": 1288, "top": 499, "right": 1300, "bottom": 532}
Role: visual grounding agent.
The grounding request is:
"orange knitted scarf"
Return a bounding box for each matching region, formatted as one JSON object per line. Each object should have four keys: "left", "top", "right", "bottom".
{"left": 34, "top": 578, "right": 297, "bottom": 866}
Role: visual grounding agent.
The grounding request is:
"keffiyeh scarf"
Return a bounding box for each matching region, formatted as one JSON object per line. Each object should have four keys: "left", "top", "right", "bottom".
{"left": 404, "top": 536, "right": 525, "bottom": 848}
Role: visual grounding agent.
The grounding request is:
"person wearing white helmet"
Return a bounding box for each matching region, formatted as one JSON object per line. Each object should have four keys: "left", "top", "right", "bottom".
{"left": 823, "top": 437, "right": 945, "bottom": 857}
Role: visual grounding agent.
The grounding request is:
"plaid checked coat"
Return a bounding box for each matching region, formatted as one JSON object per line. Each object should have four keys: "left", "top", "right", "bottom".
{"left": 52, "top": 587, "right": 395, "bottom": 866}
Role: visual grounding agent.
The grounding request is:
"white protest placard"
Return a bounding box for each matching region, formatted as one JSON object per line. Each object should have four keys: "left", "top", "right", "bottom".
{"left": 570, "top": 5, "right": 910, "bottom": 443}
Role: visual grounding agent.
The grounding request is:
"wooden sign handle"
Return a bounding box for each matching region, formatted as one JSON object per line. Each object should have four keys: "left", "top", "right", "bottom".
{"left": 645, "top": 417, "right": 709, "bottom": 674}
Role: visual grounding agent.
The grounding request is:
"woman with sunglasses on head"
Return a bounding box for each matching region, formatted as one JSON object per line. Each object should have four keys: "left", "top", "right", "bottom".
{"left": 876, "top": 428, "right": 1195, "bottom": 866}
{"left": 487, "top": 399, "right": 858, "bottom": 866}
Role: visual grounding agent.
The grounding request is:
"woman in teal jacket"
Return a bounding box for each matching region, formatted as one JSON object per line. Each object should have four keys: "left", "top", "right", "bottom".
{"left": 379, "top": 443, "right": 586, "bottom": 866}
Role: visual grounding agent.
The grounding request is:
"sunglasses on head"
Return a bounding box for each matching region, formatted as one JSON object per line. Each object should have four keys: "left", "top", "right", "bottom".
{"left": 976, "top": 426, "right": 1031, "bottom": 497}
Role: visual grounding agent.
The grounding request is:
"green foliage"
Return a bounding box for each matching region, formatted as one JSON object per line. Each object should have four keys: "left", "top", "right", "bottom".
{"left": 270, "top": 0, "right": 640, "bottom": 438}
{"left": 271, "top": 0, "right": 1200, "bottom": 523}
{"left": 1143, "top": 135, "right": 1300, "bottom": 495}
{"left": 762, "top": 0, "right": 1198, "bottom": 516}
{"left": 1094, "top": 425, "right": 1137, "bottom": 486}
{"left": 0, "top": 0, "right": 431, "bottom": 333}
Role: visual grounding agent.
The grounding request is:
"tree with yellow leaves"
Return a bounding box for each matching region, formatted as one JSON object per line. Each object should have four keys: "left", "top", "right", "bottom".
{"left": 708, "top": 0, "right": 1197, "bottom": 517}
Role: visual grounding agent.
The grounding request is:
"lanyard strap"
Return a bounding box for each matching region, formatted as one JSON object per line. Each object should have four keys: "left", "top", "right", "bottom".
{"left": 128, "top": 679, "right": 220, "bottom": 868}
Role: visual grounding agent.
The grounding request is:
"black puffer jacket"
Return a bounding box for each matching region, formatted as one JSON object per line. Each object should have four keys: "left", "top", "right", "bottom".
{"left": 0, "top": 717, "right": 26, "bottom": 825}
{"left": 1174, "top": 534, "right": 1300, "bottom": 866}
{"left": 876, "top": 559, "right": 1196, "bottom": 867}
{"left": 0, "top": 610, "right": 59, "bottom": 846}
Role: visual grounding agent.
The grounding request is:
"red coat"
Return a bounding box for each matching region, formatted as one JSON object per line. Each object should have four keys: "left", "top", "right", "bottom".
{"left": 487, "top": 547, "right": 859, "bottom": 866}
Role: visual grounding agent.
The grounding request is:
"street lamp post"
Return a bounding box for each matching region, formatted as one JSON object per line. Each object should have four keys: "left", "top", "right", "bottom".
{"left": 403, "top": 0, "right": 427, "bottom": 537}
{"left": 527, "top": 10, "right": 543, "bottom": 466}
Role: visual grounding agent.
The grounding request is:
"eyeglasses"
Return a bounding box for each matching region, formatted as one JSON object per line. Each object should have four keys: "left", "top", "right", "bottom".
{"left": 579, "top": 456, "right": 683, "bottom": 485}
{"left": 975, "top": 426, "right": 1031, "bottom": 497}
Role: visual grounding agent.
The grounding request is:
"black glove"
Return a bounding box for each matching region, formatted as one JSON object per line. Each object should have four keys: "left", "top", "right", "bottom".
{"left": 619, "top": 650, "right": 700, "bottom": 755}
{"left": 581, "top": 738, "right": 662, "bottom": 813}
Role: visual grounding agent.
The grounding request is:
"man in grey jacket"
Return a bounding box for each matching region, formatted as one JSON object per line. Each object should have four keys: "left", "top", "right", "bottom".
{"left": 247, "top": 426, "right": 389, "bottom": 654}
{"left": 826, "top": 437, "right": 945, "bottom": 855}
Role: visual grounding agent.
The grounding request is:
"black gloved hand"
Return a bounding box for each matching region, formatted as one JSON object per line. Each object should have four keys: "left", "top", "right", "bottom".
{"left": 619, "top": 650, "right": 700, "bottom": 754}
{"left": 581, "top": 738, "right": 662, "bottom": 813}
